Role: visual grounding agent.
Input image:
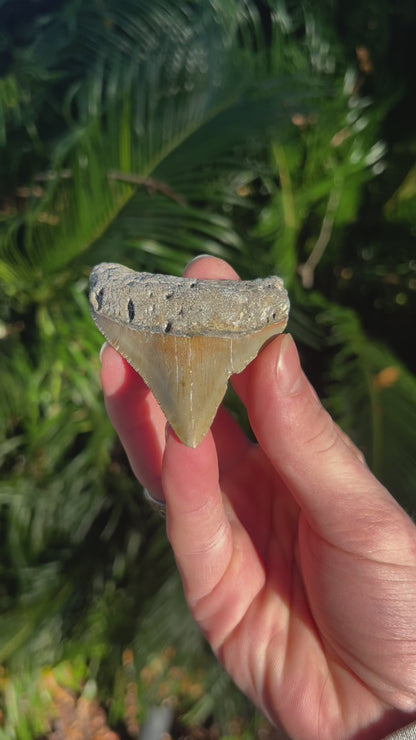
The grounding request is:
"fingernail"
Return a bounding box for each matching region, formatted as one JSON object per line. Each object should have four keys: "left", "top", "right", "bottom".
{"left": 276, "top": 334, "right": 303, "bottom": 394}
{"left": 99, "top": 342, "right": 109, "bottom": 363}
{"left": 185, "top": 254, "right": 211, "bottom": 269}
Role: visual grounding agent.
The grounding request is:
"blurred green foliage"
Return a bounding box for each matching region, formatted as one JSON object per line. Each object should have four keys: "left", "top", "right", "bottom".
{"left": 0, "top": 0, "right": 415, "bottom": 737}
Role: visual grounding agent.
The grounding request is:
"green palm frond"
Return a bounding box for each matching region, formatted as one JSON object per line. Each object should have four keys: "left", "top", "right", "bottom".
{"left": 0, "top": 0, "right": 328, "bottom": 285}
{"left": 320, "top": 304, "right": 416, "bottom": 515}
{"left": 2, "top": 82, "right": 307, "bottom": 279}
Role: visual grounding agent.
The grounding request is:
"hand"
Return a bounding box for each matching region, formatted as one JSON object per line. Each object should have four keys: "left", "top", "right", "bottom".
{"left": 100, "top": 256, "right": 416, "bottom": 740}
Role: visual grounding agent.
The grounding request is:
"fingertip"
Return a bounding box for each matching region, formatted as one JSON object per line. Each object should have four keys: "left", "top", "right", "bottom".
{"left": 232, "top": 332, "right": 288, "bottom": 406}
{"left": 164, "top": 424, "right": 218, "bottom": 482}
{"left": 99, "top": 341, "right": 109, "bottom": 363}
{"left": 164, "top": 423, "right": 183, "bottom": 449}
{"left": 183, "top": 255, "right": 240, "bottom": 281}
{"left": 100, "top": 343, "right": 131, "bottom": 397}
{"left": 243, "top": 333, "right": 316, "bottom": 455}
{"left": 275, "top": 334, "right": 304, "bottom": 395}
{"left": 163, "top": 427, "right": 220, "bottom": 513}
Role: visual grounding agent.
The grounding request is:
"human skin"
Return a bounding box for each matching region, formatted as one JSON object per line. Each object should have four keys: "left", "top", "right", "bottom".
{"left": 100, "top": 256, "right": 416, "bottom": 740}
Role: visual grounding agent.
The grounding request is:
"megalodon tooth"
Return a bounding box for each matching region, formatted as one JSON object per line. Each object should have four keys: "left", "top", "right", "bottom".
{"left": 89, "top": 262, "right": 290, "bottom": 447}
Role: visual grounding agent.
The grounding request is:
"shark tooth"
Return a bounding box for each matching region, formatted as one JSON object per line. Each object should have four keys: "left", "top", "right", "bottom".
{"left": 89, "top": 262, "right": 290, "bottom": 447}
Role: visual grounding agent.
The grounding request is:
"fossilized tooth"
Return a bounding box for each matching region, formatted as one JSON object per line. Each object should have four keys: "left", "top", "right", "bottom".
{"left": 89, "top": 262, "right": 290, "bottom": 447}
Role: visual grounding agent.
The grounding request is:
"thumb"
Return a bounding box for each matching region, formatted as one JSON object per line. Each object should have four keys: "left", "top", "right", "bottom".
{"left": 236, "top": 334, "right": 411, "bottom": 553}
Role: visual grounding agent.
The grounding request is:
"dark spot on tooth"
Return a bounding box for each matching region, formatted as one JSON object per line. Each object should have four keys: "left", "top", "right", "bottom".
{"left": 178, "top": 308, "right": 184, "bottom": 317}
{"left": 164, "top": 321, "right": 172, "bottom": 333}
{"left": 96, "top": 288, "right": 104, "bottom": 310}
{"left": 190, "top": 281, "right": 197, "bottom": 289}
{"left": 128, "top": 299, "right": 135, "bottom": 322}
{"left": 272, "top": 312, "right": 276, "bottom": 320}
{"left": 165, "top": 292, "right": 173, "bottom": 300}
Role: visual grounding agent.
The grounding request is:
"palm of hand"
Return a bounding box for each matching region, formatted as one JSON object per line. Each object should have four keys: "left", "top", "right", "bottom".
{"left": 178, "top": 439, "right": 411, "bottom": 740}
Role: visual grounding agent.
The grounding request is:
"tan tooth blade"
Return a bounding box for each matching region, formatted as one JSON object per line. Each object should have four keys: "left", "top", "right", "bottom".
{"left": 89, "top": 263, "right": 290, "bottom": 447}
